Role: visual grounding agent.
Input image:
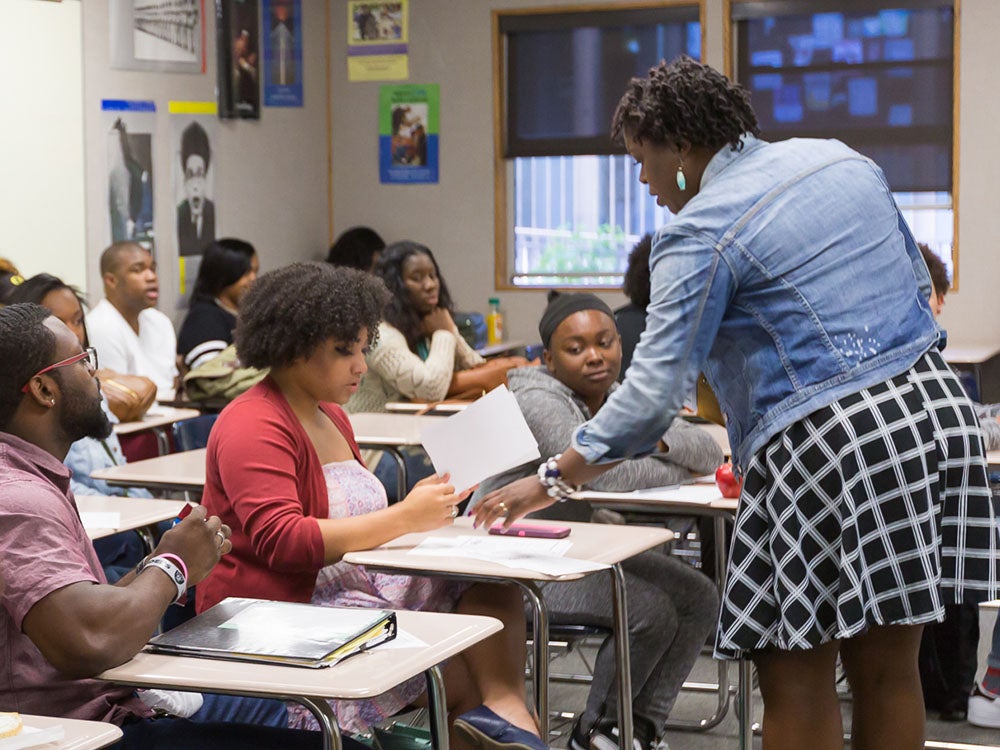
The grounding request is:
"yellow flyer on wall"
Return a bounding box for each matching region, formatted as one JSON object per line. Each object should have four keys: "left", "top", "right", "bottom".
{"left": 347, "top": 1, "right": 408, "bottom": 81}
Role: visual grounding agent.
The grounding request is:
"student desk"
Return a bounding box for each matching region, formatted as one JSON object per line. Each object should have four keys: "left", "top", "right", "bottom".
{"left": 114, "top": 406, "right": 202, "bottom": 454}
{"left": 14, "top": 714, "right": 123, "bottom": 750}
{"left": 476, "top": 340, "right": 526, "bottom": 358}
{"left": 574, "top": 484, "right": 752, "bottom": 749}
{"left": 384, "top": 401, "right": 469, "bottom": 415}
{"left": 343, "top": 517, "right": 673, "bottom": 746}
{"left": 347, "top": 412, "right": 440, "bottom": 493}
{"left": 98, "top": 610, "right": 502, "bottom": 750}
{"left": 90, "top": 448, "right": 207, "bottom": 495}
{"left": 986, "top": 450, "right": 1000, "bottom": 469}
{"left": 944, "top": 344, "right": 1000, "bottom": 402}
{"left": 78, "top": 495, "right": 188, "bottom": 552}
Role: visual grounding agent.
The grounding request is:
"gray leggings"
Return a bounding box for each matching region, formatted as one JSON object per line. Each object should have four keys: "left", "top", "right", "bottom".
{"left": 540, "top": 550, "right": 719, "bottom": 733}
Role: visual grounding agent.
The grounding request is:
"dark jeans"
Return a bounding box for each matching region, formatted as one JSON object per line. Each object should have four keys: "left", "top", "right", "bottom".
{"left": 113, "top": 696, "right": 369, "bottom": 750}
{"left": 373, "top": 447, "right": 435, "bottom": 503}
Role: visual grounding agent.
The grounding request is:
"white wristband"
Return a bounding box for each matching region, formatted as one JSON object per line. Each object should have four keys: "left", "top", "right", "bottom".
{"left": 139, "top": 556, "right": 187, "bottom": 604}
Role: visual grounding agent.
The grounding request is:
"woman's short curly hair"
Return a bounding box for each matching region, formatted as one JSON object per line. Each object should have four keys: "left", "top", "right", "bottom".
{"left": 235, "top": 262, "right": 390, "bottom": 370}
{"left": 611, "top": 55, "right": 760, "bottom": 152}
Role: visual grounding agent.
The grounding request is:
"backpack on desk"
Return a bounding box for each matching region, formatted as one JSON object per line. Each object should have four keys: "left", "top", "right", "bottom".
{"left": 183, "top": 344, "right": 267, "bottom": 404}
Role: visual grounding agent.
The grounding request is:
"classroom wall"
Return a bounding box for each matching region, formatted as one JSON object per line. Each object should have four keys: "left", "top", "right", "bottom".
{"left": 329, "top": 0, "right": 1000, "bottom": 348}
{"left": 945, "top": 0, "right": 1000, "bottom": 346}
{"left": 80, "top": 0, "right": 331, "bottom": 321}
{"left": 0, "top": 0, "right": 87, "bottom": 290}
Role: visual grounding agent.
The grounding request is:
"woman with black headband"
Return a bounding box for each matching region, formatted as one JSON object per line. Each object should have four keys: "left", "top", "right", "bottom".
{"left": 474, "top": 57, "right": 999, "bottom": 749}
{"left": 471, "top": 292, "right": 722, "bottom": 750}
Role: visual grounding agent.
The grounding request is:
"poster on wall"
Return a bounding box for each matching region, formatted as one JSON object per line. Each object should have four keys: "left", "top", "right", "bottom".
{"left": 379, "top": 84, "right": 438, "bottom": 184}
{"left": 347, "top": 1, "right": 408, "bottom": 82}
{"left": 217, "top": 0, "right": 262, "bottom": 119}
{"left": 262, "top": 0, "right": 303, "bottom": 107}
{"left": 101, "top": 100, "right": 156, "bottom": 252}
{"left": 109, "top": 0, "right": 206, "bottom": 73}
{"left": 169, "top": 101, "right": 218, "bottom": 306}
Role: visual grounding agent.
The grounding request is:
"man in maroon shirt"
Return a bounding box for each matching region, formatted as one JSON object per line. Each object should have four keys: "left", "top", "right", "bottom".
{"left": 0, "top": 303, "right": 341, "bottom": 749}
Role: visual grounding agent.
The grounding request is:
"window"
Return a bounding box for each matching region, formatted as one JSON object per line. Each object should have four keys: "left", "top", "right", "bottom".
{"left": 494, "top": 3, "right": 702, "bottom": 288}
{"left": 730, "top": 0, "right": 957, "bottom": 283}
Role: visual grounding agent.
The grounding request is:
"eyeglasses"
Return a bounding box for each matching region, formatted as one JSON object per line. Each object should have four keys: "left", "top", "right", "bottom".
{"left": 20, "top": 347, "right": 99, "bottom": 393}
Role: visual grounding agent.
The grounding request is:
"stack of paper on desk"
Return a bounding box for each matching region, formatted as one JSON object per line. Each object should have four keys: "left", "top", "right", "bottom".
{"left": 147, "top": 598, "right": 396, "bottom": 668}
{"left": 419, "top": 385, "right": 540, "bottom": 492}
{"left": 408, "top": 535, "right": 609, "bottom": 576}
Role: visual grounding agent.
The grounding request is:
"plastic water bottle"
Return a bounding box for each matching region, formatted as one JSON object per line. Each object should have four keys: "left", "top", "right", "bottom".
{"left": 486, "top": 297, "right": 504, "bottom": 345}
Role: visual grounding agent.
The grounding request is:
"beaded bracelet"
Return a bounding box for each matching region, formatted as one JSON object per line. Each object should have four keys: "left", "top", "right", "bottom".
{"left": 536, "top": 454, "right": 579, "bottom": 502}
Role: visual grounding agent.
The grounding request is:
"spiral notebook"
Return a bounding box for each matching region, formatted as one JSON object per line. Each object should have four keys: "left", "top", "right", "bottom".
{"left": 147, "top": 597, "right": 397, "bottom": 668}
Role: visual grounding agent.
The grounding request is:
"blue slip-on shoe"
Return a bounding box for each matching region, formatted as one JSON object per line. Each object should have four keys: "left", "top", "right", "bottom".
{"left": 453, "top": 705, "right": 548, "bottom": 750}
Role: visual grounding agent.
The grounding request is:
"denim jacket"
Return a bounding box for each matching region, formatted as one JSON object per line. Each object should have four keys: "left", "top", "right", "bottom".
{"left": 574, "top": 135, "right": 939, "bottom": 471}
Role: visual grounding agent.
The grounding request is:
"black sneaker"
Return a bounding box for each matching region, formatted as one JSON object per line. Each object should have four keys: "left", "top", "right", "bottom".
{"left": 569, "top": 716, "right": 660, "bottom": 750}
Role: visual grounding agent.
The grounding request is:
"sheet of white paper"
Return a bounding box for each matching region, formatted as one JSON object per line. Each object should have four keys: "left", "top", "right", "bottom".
{"left": 406, "top": 535, "right": 608, "bottom": 576}
{"left": 0, "top": 725, "right": 66, "bottom": 750}
{"left": 219, "top": 602, "right": 387, "bottom": 641}
{"left": 79, "top": 511, "right": 121, "bottom": 530}
{"left": 419, "top": 385, "right": 540, "bottom": 492}
{"left": 374, "top": 628, "right": 429, "bottom": 650}
{"left": 625, "top": 484, "right": 723, "bottom": 502}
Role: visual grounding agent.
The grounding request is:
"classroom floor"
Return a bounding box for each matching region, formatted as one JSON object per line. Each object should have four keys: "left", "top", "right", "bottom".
{"left": 541, "top": 611, "right": 1000, "bottom": 749}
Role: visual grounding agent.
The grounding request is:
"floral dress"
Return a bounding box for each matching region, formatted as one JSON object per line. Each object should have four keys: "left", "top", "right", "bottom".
{"left": 286, "top": 460, "right": 469, "bottom": 733}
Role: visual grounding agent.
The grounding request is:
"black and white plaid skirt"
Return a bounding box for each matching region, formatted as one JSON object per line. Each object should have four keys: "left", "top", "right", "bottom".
{"left": 715, "top": 349, "right": 1000, "bottom": 660}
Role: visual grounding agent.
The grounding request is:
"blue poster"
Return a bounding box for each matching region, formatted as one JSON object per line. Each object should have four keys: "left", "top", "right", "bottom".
{"left": 262, "top": 0, "right": 303, "bottom": 107}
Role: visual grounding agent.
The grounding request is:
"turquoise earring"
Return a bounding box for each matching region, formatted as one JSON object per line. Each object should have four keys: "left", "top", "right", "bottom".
{"left": 676, "top": 162, "right": 687, "bottom": 192}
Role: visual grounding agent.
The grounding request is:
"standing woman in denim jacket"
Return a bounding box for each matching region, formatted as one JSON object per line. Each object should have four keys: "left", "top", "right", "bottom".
{"left": 475, "top": 56, "right": 1000, "bottom": 750}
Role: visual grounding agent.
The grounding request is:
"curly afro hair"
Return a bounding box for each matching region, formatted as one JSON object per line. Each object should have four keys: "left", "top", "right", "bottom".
{"left": 918, "top": 243, "right": 950, "bottom": 298}
{"left": 622, "top": 234, "right": 653, "bottom": 310}
{"left": 611, "top": 55, "right": 759, "bottom": 152}
{"left": 235, "top": 262, "right": 390, "bottom": 370}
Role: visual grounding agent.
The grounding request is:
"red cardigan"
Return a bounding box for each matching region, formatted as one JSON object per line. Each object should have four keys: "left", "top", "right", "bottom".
{"left": 196, "top": 376, "right": 363, "bottom": 612}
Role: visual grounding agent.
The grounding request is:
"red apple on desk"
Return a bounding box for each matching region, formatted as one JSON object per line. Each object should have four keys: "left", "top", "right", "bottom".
{"left": 715, "top": 463, "right": 743, "bottom": 499}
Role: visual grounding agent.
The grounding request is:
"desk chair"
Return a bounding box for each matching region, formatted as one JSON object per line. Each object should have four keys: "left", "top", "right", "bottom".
{"left": 172, "top": 414, "right": 219, "bottom": 452}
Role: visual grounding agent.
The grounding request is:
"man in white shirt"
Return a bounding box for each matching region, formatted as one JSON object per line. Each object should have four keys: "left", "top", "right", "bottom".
{"left": 86, "top": 242, "right": 178, "bottom": 393}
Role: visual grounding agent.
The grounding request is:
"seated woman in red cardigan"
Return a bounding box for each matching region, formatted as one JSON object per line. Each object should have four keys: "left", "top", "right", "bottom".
{"left": 196, "top": 262, "right": 544, "bottom": 750}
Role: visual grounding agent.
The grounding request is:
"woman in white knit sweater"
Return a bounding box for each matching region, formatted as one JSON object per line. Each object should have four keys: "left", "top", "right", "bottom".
{"left": 345, "top": 241, "right": 528, "bottom": 490}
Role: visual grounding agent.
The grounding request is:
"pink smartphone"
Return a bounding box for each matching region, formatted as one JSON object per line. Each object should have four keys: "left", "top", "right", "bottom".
{"left": 489, "top": 522, "right": 571, "bottom": 539}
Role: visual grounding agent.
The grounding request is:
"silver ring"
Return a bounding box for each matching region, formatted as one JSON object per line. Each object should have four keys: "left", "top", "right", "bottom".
{"left": 497, "top": 501, "right": 509, "bottom": 515}
{"left": 216, "top": 530, "right": 226, "bottom": 545}
{"left": 449, "top": 505, "right": 458, "bottom": 518}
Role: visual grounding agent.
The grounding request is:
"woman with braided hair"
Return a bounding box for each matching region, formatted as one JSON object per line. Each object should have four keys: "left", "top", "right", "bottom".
{"left": 474, "top": 56, "right": 1000, "bottom": 749}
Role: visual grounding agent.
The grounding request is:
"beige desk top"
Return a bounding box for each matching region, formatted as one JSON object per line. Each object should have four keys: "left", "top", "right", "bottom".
{"left": 476, "top": 340, "right": 527, "bottom": 358}
{"left": 113, "top": 406, "right": 201, "bottom": 436}
{"left": 78, "top": 496, "right": 188, "bottom": 540}
{"left": 942, "top": 345, "right": 1000, "bottom": 365}
{"left": 14, "top": 715, "right": 122, "bottom": 750}
{"left": 384, "top": 401, "right": 470, "bottom": 415}
{"left": 98, "top": 610, "right": 501, "bottom": 701}
{"left": 348, "top": 412, "right": 440, "bottom": 447}
{"left": 987, "top": 450, "right": 1000, "bottom": 468}
{"left": 576, "top": 484, "right": 739, "bottom": 514}
{"left": 344, "top": 517, "right": 673, "bottom": 582}
{"left": 90, "top": 448, "right": 207, "bottom": 492}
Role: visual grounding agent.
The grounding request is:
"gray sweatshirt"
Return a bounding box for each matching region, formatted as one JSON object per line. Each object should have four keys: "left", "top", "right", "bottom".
{"left": 469, "top": 366, "right": 724, "bottom": 522}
